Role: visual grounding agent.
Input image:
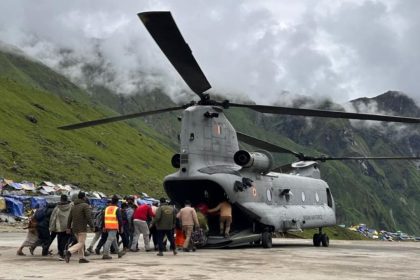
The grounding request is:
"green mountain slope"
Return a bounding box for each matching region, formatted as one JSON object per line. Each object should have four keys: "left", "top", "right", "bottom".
{"left": 0, "top": 50, "right": 176, "bottom": 195}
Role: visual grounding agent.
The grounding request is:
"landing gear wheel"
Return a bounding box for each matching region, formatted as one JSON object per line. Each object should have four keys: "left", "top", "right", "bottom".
{"left": 261, "top": 232, "right": 272, "bottom": 248}
{"left": 321, "top": 234, "right": 329, "bottom": 247}
{"left": 313, "top": 233, "right": 321, "bottom": 247}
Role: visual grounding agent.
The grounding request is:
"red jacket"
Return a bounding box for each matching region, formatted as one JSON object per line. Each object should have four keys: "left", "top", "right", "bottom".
{"left": 132, "top": 204, "right": 154, "bottom": 221}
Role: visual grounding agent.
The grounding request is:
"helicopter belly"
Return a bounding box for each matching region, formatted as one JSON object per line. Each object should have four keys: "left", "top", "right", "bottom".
{"left": 241, "top": 202, "right": 336, "bottom": 232}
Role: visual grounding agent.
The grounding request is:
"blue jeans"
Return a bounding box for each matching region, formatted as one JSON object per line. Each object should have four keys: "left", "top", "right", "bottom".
{"left": 103, "top": 230, "right": 119, "bottom": 256}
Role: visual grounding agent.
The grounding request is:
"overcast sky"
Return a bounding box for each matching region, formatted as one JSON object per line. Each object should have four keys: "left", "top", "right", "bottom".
{"left": 1, "top": 0, "right": 419, "bottom": 106}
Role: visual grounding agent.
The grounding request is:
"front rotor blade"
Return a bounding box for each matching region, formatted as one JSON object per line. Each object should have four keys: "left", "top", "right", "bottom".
{"left": 309, "top": 156, "right": 420, "bottom": 161}
{"left": 138, "top": 11, "right": 211, "bottom": 98}
{"left": 229, "top": 103, "right": 420, "bottom": 124}
{"left": 58, "top": 105, "right": 186, "bottom": 130}
{"left": 236, "top": 131, "right": 300, "bottom": 157}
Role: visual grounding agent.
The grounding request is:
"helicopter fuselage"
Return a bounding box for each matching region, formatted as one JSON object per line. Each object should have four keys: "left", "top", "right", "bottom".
{"left": 164, "top": 105, "right": 336, "bottom": 243}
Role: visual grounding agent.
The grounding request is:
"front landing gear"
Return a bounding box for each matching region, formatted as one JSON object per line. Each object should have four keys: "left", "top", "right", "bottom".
{"left": 313, "top": 228, "right": 329, "bottom": 247}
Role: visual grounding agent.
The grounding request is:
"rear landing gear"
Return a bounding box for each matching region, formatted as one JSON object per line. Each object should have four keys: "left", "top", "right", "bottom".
{"left": 313, "top": 228, "right": 329, "bottom": 247}
{"left": 313, "top": 233, "right": 321, "bottom": 247}
{"left": 261, "top": 231, "right": 272, "bottom": 248}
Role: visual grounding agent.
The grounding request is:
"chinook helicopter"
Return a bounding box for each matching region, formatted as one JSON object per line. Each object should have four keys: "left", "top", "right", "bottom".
{"left": 60, "top": 11, "right": 420, "bottom": 248}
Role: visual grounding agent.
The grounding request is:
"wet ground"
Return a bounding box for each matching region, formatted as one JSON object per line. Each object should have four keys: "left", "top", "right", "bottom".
{"left": 0, "top": 232, "right": 419, "bottom": 280}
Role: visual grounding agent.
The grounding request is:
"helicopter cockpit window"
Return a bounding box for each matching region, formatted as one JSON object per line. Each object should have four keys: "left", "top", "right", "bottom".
{"left": 315, "top": 192, "right": 320, "bottom": 202}
{"left": 326, "top": 188, "right": 333, "bottom": 208}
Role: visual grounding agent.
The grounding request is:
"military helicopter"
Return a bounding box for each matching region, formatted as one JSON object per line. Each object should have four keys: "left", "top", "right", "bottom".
{"left": 60, "top": 11, "right": 420, "bottom": 248}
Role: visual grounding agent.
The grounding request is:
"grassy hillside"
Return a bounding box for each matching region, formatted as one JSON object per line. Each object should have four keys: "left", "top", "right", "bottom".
{"left": 0, "top": 51, "right": 176, "bottom": 195}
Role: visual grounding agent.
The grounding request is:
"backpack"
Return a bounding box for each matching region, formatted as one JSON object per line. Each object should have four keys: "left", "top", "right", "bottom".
{"left": 191, "top": 228, "right": 207, "bottom": 247}
{"left": 93, "top": 209, "right": 104, "bottom": 229}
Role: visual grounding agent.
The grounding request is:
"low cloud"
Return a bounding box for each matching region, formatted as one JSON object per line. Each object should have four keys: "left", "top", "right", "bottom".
{"left": 1, "top": 0, "right": 420, "bottom": 106}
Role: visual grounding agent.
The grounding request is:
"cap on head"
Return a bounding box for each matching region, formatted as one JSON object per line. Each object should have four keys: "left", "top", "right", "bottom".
{"left": 78, "top": 191, "right": 86, "bottom": 199}
{"left": 111, "top": 195, "right": 119, "bottom": 205}
{"left": 60, "top": 194, "right": 68, "bottom": 202}
{"left": 159, "top": 197, "right": 166, "bottom": 203}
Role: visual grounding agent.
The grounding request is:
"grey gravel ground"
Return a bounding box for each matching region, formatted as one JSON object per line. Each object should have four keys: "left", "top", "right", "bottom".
{"left": 0, "top": 232, "right": 419, "bottom": 280}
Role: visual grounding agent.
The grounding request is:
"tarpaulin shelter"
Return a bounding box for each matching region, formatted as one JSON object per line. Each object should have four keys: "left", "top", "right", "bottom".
{"left": 89, "top": 198, "right": 108, "bottom": 209}
{"left": 1, "top": 182, "right": 26, "bottom": 195}
{"left": 30, "top": 197, "right": 47, "bottom": 209}
{"left": 2, "top": 182, "right": 23, "bottom": 191}
{"left": 44, "top": 195, "right": 61, "bottom": 204}
{"left": 4, "top": 196, "right": 24, "bottom": 217}
{"left": 20, "top": 182, "right": 36, "bottom": 192}
{"left": 4, "top": 195, "right": 31, "bottom": 203}
{"left": 56, "top": 184, "right": 73, "bottom": 193}
{"left": 40, "top": 181, "right": 56, "bottom": 187}
{"left": 136, "top": 199, "right": 153, "bottom": 205}
{"left": 38, "top": 186, "right": 56, "bottom": 195}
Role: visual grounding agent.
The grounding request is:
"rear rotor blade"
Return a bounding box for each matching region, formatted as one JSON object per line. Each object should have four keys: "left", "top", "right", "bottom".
{"left": 58, "top": 105, "right": 186, "bottom": 130}
{"left": 229, "top": 103, "right": 420, "bottom": 124}
{"left": 307, "top": 155, "right": 420, "bottom": 162}
{"left": 236, "top": 131, "right": 300, "bottom": 157}
{"left": 236, "top": 132, "right": 420, "bottom": 162}
{"left": 138, "top": 11, "right": 211, "bottom": 98}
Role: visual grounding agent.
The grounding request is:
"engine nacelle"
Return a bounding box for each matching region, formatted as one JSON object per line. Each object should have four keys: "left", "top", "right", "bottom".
{"left": 234, "top": 150, "right": 274, "bottom": 174}
{"left": 171, "top": 154, "right": 180, "bottom": 168}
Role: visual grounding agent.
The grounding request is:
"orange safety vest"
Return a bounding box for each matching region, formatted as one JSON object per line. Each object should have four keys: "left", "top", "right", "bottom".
{"left": 104, "top": 205, "right": 119, "bottom": 230}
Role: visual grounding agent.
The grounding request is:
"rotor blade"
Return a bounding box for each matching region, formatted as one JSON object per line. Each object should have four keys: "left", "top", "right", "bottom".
{"left": 307, "top": 155, "right": 420, "bottom": 162}
{"left": 58, "top": 105, "right": 186, "bottom": 130}
{"left": 229, "top": 103, "right": 420, "bottom": 124}
{"left": 236, "top": 131, "right": 300, "bottom": 157}
{"left": 138, "top": 11, "right": 211, "bottom": 98}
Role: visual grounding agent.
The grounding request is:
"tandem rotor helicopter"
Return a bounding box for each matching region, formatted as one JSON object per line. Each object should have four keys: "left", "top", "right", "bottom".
{"left": 60, "top": 11, "right": 420, "bottom": 248}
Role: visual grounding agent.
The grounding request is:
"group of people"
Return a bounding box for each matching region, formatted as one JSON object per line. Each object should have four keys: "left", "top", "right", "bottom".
{"left": 17, "top": 191, "right": 233, "bottom": 263}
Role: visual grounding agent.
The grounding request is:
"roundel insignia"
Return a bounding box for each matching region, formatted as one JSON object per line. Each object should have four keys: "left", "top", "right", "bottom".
{"left": 252, "top": 186, "right": 257, "bottom": 197}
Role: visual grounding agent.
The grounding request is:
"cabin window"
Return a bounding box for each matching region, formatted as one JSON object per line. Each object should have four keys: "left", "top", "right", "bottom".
{"left": 315, "top": 192, "right": 320, "bottom": 202}
{"left": 326, "top": 188, "right": 333, "bottom": 208}
{"left": 266, "top": 189, "right": 272, "bottom": 202}
{"left": 301, "top": 192, "right": 306, "bottom": 202}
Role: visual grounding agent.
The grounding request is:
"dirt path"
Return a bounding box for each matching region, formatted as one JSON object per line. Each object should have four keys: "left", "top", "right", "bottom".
{"left": 0, "top": 232, "right": 419, "bottom": 280}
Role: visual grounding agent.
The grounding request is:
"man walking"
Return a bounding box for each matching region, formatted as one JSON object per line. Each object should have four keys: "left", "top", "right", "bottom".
{"left": 208, "top": 199, "right": 232, "bottom": 238}
{"left": 131, "top": 202, "right": 154, "bottom": 252}
{"left": 49, "top": 194, "right": 72, "bottom": 260}
{"left": 65, "top": 191, "right": 93, "bottom": 263}
{"left": 177, "top": 200, "right": 199, "bottom": 252}
{"left": 152, "top": 198, "right": 177, "bottom": 256}
{"left": 102, "top": 195, "right": 125, "bottom": 259}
